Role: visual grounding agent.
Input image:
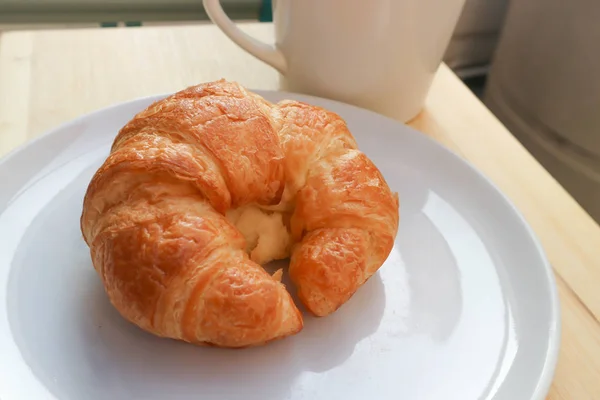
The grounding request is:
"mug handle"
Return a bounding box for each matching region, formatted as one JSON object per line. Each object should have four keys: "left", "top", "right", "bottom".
{"left": 203, "top": 0, "right": 287, "bottom": 74}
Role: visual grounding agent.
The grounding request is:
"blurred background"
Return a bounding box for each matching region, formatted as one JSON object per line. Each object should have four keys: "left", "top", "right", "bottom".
{"left": 1, "top": 0, "right": 599, "bottom": 222}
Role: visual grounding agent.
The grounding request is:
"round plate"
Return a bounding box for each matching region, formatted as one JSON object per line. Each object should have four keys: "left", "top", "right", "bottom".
{"left": 0, "top": 90, "right": 560, "bottom": 400}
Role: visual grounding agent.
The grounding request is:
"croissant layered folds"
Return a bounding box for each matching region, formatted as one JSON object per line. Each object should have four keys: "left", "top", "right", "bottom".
{"left": 80, "top": 80, "right": 399, "bottom": 348}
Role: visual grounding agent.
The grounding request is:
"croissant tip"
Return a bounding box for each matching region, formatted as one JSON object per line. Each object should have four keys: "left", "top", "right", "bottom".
{"left": 272, "top": 268, "right": 283, "bottom": 282}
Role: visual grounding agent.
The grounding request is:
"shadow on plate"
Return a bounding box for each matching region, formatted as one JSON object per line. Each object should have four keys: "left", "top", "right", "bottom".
{"left": 74, "top": 268, "right": 386, "bottom": 400}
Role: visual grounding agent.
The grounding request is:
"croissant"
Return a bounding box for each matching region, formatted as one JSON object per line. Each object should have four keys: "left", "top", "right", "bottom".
{"left": 80, "top": 80, "right": 399, "bottom": 348}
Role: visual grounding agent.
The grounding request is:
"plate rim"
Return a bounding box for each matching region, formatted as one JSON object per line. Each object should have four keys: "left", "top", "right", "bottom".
{"left": 0, "top": 89, "right": 561, "bottom": 400}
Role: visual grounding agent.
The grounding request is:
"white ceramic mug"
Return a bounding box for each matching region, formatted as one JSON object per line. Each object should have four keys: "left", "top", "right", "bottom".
{"left": 203, "top": 0, "right": 466, "bottom": 122}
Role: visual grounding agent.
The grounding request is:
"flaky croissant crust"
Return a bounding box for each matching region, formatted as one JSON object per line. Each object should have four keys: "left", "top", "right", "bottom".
{"left": 81, "top": 80, "right": 399, "bottom": 348}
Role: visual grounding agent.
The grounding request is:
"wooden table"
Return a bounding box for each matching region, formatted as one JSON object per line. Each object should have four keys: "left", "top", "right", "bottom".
{"left": 1, "top": 23, "right": 599, "bottom": 399}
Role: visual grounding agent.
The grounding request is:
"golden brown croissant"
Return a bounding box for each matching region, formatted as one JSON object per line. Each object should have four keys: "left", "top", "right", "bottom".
{"left": 80, "top": 80, "right": 399, "bottom": 348}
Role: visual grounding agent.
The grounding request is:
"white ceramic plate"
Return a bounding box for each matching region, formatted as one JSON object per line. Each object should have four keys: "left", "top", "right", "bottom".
{"left": 0, "top": 91, "right": 560, "bottom": 400}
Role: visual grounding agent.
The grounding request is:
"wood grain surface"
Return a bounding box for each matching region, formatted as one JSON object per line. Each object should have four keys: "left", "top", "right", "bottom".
{"left": 0, "top": 23, "right": 599, "bottom": 399}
